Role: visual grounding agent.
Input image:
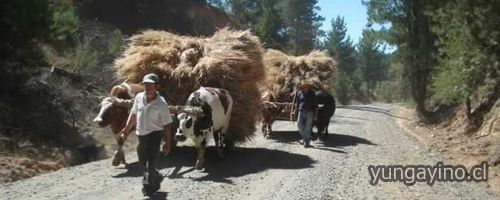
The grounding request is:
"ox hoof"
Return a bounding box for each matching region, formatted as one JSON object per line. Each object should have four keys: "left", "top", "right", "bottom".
{"left": 195, "top": 160, "right": 204, "bottom": 170}
{"left": 112, "top": 150, "right": 125, "bottom": 166}
{"left": 264, "top": 135, "right": 271, "bottom": 140}
{"left": 112, "top": 159, "right": 121, "bottom": 166}
{"left": 112, "top": 157, "right": 125, "bottom": 166}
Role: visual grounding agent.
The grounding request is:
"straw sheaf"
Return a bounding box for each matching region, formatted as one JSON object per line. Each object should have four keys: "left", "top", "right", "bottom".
{"left": 114, "top": 28, "right": 265, "bottom": 143}
{"left": 262, "top": 49, "right": 336, "bottom": 101}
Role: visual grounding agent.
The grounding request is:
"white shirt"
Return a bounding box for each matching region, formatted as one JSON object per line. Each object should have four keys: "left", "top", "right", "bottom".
{"left": 130, "top": 91, "right": 173, "bottom": 136}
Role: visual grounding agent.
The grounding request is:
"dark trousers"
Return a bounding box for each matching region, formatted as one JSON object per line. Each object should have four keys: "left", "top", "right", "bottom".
{"left": 137, "top": 130, "right": 163, "bottom": 187}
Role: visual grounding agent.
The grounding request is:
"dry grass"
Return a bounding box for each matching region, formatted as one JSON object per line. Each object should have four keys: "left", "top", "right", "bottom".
{"left": 114, "top": 28, "right": 265, "bottom": 143}
{"left": 261, "top": 49, "right": 336, "bottom": 101}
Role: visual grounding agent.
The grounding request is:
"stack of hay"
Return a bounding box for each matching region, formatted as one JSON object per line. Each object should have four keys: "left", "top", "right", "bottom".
{"left": 261, "top": 49, "right": 336, "bottom": 101}
{"left": 114, "top": 28, "right": 265, "bottom": 143}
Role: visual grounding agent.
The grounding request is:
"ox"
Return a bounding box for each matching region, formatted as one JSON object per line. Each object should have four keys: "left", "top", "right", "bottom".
{"left": 261, "top": 91, "right": 290, "bottom": 139}
{"left": 175, "top": 87, "right": 233, "bottom": 170}
{"left": 313, "top": 90, "right": 336, "bottom": 136}
{"left": 93, "top": 82, "right": 144, "bottom": 166}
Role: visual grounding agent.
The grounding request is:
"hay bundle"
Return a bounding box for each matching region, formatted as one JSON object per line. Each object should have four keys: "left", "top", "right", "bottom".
{"left": 262, "top": 49, "right": 336, "bottom": 101}
{"left": 114, "top": 28, "right": 265, "bottom": 143}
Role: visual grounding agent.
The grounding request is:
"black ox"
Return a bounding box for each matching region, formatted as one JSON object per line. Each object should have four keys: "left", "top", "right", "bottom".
{"left": 313, "top": 90, "right": 336, "bottom": 137}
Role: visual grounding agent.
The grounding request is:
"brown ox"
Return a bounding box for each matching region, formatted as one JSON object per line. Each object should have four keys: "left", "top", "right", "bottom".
{"left": 93, "top": 82, "right": 144, "bottom": 166}
{"left": 261, "top": 91, "right": 293, "bottom": 139}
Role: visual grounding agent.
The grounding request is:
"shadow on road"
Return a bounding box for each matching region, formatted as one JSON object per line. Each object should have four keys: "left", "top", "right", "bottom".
{"left": 318, "top": 133, "right": 376, "bottom": 148}
{"left": 149, "top": 192, "right": 168, "bottom": 200}
{"left": 112, "top": 146, "right": 315, "bottom": 183}
{"left": 337, "top": 105, "right": 411, "bottom": 120}
{"left": 112, "top": 162, "right": 142, "bottom": 178}
{"left": 270, "top": 131, "right": 376, "bottom": 149}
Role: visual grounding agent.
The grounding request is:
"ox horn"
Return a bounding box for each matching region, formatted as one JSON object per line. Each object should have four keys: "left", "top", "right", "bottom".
{"left": 112, "top": 98, "right": 134, "bottom": 109}
{"left": 96, "top": 95, "right": 107, "bottom": 100}
{"left": 262, "top": 101, "right": 278, "bottom": 109}
{"left": 169, "top": 105, "right": 203, "bottom": 117}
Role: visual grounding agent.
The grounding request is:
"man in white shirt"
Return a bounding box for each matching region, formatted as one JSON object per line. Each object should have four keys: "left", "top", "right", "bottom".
{"left": 120, "top": 73, "right": 173, "bottom": 197}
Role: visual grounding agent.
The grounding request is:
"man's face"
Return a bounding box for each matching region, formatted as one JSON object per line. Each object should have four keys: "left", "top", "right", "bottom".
{"left": 303, "top": 84, "right": 311, "bottom": 91}
{"left": 144, "top": 83, "right": 157, "bottom": 96}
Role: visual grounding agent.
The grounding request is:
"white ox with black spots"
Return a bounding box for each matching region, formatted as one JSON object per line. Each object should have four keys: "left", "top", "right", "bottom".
{"left": 175, "top": 87, "right": 233, "bottom": 170}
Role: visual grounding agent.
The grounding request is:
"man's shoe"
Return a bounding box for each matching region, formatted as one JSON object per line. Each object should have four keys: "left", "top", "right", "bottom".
{"left": 142, "top": 186, "right": 155, "bottom": 197}
{"left": 150, "top": 173, "right": 164, "bottom": 194}
{"left": 156, "top": 174, "right": 164, "bottom": 188}
{"left": 304, "top": 141, "right": 311, "bottom": 148}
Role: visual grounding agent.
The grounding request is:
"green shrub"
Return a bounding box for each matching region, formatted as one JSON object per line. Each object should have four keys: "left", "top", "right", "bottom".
{"left": 64, "top": 40, "right": 98, "bottom": 72}
{"left": 48, "top": 0, "right": 79, "bottom": 41}
{"left": 375, "top": 81, "right": 397, "bottom": 103}
{"left": 107, "top": 29, "right": 124, "bottom": 56}
{"left": 334, "top": 71, "right": 351, "bottom": 105}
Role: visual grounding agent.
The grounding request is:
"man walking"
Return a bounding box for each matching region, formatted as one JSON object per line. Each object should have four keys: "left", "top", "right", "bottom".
{"left": 119, "top": 73, "right": 173, "bottom": 196}
{"left": 293, "top": 80, "right": 318, "bottom": 148}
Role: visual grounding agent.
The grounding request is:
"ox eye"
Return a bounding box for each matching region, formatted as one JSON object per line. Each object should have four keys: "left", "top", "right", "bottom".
{"left": 186, "top": 118, "right": 192, "bottom": 129}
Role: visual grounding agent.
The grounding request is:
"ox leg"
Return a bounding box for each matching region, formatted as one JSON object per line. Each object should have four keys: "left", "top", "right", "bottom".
{"left": 194, "top": 139, "right": 206, "bottom": 170}
{"left": 112, "top": 134, "right": 126, "bottom": 166}
{"left": 213, "top": 130, "right": 224, "bottom": 158}
{"left": 261, "top": 123, "right": 268, "bottom": 139}
{"left": 267, "top": 123, "right": 273, "bottom": 139}
{"left": 220, "top": 121, "right": 232, "bottom": 151}
{"left": 325, "top": 120, "right": 329, "bottom": 135}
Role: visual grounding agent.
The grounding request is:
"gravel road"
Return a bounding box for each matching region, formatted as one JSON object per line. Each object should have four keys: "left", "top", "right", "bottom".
{"left": 0, "top": 104, "right": 496, "bottom": 200}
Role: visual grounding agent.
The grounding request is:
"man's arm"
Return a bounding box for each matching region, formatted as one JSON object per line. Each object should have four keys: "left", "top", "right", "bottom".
{"left": 162, "top": 123, "right": 172, "bottom": 154}
{"left": 120, "top": 113, "right": 137, "bottom": 139}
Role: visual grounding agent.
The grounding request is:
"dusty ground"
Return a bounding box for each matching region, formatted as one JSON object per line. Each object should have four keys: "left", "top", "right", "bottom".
{"left": 0, "top": 104, "right": 497, "bottom": 199}
{"left": 398, "top": 105, "right": 500, "bottom": 196}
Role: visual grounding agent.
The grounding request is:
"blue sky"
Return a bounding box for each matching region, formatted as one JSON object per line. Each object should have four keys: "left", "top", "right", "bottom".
{"left": 317, "top": 0, "right": 367, "bottom": 45}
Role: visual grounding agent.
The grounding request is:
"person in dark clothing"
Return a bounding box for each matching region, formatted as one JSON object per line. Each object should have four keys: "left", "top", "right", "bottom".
{"left": 119, "top": 73, "right": 173, "bottom": 197}
{"left": 292, "top": 80, "right": 318, "bottom": 148}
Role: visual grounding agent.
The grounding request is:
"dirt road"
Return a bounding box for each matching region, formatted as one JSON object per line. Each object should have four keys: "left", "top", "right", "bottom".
{"left": 0, "top": 104, "right": 496, "bottom": 200}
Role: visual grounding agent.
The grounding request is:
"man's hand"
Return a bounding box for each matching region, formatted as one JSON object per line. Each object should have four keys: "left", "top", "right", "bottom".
{"left": 118, "top": 129, "right": 128, "bottom": 146}
{"left": 162, "top": 140, "right": 171, "bottom": 155}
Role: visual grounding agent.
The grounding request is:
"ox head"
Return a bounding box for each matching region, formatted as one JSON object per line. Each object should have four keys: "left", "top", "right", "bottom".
{"left": 174, "top": 104, "right": 212, "bottom": 142}
{"left": 175, "top": 112, "right": 194, "bottom": 142}
{"left": 93, "top": 97, "right": 132, "bottom": 129}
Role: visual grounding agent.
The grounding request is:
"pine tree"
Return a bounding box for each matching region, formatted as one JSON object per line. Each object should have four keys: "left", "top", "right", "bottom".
{"left": 223, "top": 0, "right": 258, "bottom": 28}
{"left": 364, "top": 0, "right": 437, "bottom": 118}
{"left": 254, "top": 0, "right": 286, "bottom": 50}
{"left": 358, "top": 29, "right": 390, "bottom": 100}
{"left": 277, "top": 0, "right": 324, "bottom": 55}
{"left": 324, "top": 16, "right": 357, "bottom": 104}
{"left": 324, "top": 16, "right": 357, "bottom": 74}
